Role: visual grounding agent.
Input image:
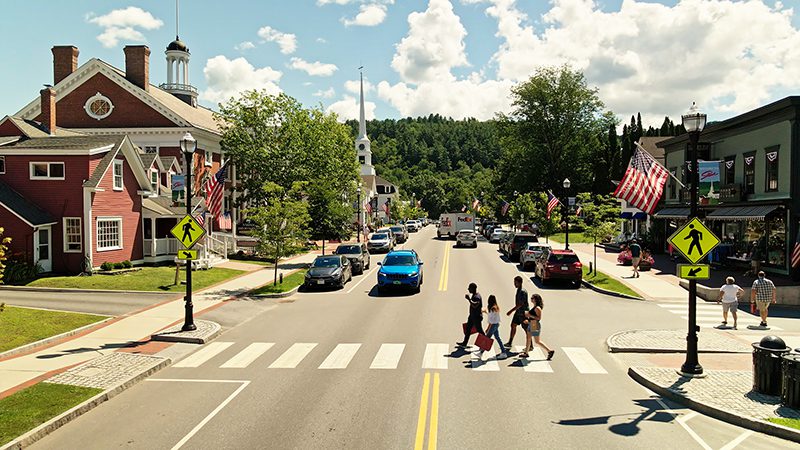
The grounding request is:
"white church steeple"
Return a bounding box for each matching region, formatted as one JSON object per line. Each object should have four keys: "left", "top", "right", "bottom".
{"left": 356, "top": 68, "right": 375, "bottom": 176}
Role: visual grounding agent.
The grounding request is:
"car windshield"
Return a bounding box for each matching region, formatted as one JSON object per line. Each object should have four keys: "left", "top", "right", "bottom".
{"left": 371, "top": 234, "right": 388, "bottom": 240}
{"left": 336, "top": 245, "right": 361, "bottom": 254}
{"left": 383, "top": 255, "right": 417, "bottom": 266}
{"left": 390, "top": 227, "right": 403, "bottom": 232}
{"left": 549, "top": 253, "right": 579, "bottom": 264}
{"left": 459, "top": 231, "right": 474, "bottom": 235}
{"left": 313, "top": 257, "right": 341, "bottom": 268}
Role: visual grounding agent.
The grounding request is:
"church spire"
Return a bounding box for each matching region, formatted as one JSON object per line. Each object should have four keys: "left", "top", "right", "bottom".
{"left": 358, "top": 67, "right": 368, "bottom": 141}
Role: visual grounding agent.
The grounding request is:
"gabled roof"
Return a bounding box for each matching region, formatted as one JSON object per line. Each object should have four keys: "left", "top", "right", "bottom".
{"left": 0, "top": 181, "right": 57, "bottom": 227}
{"left": 159, "top": 156, "right": 180, "bottom": 171}
{"left": 140, "top": 153, "right": 158, "bottom": 170}
{"left": 375, "top": 175, "right": 397, "bottom": 187}
{"left": 0, "top": 115, "right": 84, "bottom": 138}
{"left": 83, "top": 135, "right": 152, "bottom": 191}
{"left": 3, "top": 135, "right": 118, "bottom": 150}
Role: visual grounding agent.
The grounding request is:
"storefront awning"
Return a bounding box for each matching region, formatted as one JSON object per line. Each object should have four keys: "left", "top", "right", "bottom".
{"left": 632, "top": 212, "right": 647, "bottom": 220}
{"left": 620, "top": 212, "right": 633, "bottom": 219}
{"left": 706, "top": 205, "right": 781, "bottom": 220}
{"left": 652, "top": 207, "right": 690, "bottom": 219}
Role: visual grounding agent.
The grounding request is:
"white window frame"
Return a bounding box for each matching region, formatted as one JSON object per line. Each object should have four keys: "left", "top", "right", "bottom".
{"left": 205, "top": 149, "right": 213, "bottom": 166}
{"left": 113, "top": 160, "right": 123, "bottom": 190}
{"left": 150, "top": 169, "right": 159, "bottom": 193}
{"left": 96, "top": 217, "right": 123, "bottom": 251}
{"left": 63, "top": 217, "right": 82, "bottom": 253}
{"left": 29, "top": 161, "right": 65, "bottom": 180}
{"left": 0, "top": 156, "right": 5, "bottom": 174}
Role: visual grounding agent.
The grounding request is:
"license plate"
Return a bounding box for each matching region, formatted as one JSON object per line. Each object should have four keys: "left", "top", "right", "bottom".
{"left": 561, "top": 266, "right": 568, "bottom": 271}
{"left": 317, "top": 280, "right": 325, "bottom": 285}
{"left": 393, "top": 281, "right": 402, "bottom": 285}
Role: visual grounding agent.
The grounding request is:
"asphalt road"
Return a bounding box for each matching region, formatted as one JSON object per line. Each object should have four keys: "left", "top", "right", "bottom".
{"left": 31, "top": 226, "right": 795, "bottom": 449}
{"left": 2, "top": 290, "right": 177, "bottom": 316}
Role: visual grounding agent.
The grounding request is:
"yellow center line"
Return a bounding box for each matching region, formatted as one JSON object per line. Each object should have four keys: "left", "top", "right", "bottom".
{"left": 437, "top": 244, "right": 450, "bottom": 291}
{"left": 428, "top": 373, "right": 440, "bottom": 450}
{"left": 414, "top": 373, "right": 431, "bottom": 450}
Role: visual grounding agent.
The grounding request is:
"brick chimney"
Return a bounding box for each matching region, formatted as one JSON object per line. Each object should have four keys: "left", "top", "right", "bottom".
{"left": 124, "top": 45, "right": 150, "bottom": 91}
{"left": 40, "top": 87, "right": 56, "bottom": 135}
{"left": 52, "top": 46, "right": 79, "bottom": 85}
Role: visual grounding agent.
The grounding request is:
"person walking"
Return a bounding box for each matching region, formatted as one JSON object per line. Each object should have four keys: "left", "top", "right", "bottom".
{"left": 504, "top": 276, "right": 528, "bottom": 349}
{"left": 457, "top": 282, "right": 485, "bottom": 348}
{"left": 521, "top": 293, "right": 554, "bottom": 360}
{"left": 717, "top": 276, "right": 743, "bottom": 329}
{"left": 750, "top": 271, "right": 777, "bottom": 327}
{"left": 629, "top": 240, "right": 642, "bottom": 278}
{"left": 484, "top": 295, "right": 507, "bottom": 359}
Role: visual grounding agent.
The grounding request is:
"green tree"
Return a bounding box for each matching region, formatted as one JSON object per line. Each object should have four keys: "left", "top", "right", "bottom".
{"left": 307, "top": 182, "right": 355, "bottom": 255}
{"left": 0, "top": 227, "right": 10, "bottom": 285}
{"left": 575, "top": 192, "right": 621, "bottom": 272}
{"left": 247, "top": 182, "right": 310, "bottom": 285}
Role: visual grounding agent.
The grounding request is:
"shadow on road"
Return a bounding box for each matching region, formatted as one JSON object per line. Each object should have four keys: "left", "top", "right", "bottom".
{"left": 555, "top": 398, "right": 675, "bottom": 436}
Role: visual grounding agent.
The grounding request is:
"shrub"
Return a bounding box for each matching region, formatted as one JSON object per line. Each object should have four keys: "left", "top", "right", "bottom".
{"left": 113, "top": 262, "right": 125, "bottom": 270}
{"left": 3, "top": 257, "right": 41, "bottom": 285}
{"left": 100, "top": 262, "right": 114, "bottom": 271}
{"left": 121, "top": 260, "right": 132, "bottom": 268}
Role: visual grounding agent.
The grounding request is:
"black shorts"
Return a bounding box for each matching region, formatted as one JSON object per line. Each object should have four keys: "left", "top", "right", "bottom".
{"left": 512, "top": 312, "right": 526, "bottom": 325}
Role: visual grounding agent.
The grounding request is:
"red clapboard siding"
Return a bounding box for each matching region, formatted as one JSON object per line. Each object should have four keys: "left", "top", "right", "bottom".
{"left": 0, "top": 205, "right": 35, "bottom": 264}
{"left": 91, "top": 154, "right": 143, "bottom": 267}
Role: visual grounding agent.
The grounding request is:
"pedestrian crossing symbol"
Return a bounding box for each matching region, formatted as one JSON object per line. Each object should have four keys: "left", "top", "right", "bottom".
{"left": 668, "top": 217, "right": 720, "bottom": 264}
{"left": 170, "top": 214, "right": 206, "bottom": 249}
{"left": 677, "top": 264, "right": 710, "bottom": 280}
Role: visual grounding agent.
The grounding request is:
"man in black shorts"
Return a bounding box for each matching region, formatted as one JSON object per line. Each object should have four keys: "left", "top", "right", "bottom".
{"left": 504, "top": 276, "right": 528, "bottom": 350}
{"left": 457, "top": 282, "right": 485, "bottom": 348}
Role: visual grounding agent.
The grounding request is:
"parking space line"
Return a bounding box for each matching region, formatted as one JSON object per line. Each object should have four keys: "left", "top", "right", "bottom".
{"left": 346, "top": 265, "right": 380, "bottom": 294}
{"left": 720, "top": 430, "right": 754, "bottom": 450}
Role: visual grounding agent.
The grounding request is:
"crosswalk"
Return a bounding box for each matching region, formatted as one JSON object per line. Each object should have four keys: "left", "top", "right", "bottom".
{"left": 171, "top": 342, "right": 610, "bottom": 374}
{"left": 657, "top": 302, "right": 782, "bottom": 330}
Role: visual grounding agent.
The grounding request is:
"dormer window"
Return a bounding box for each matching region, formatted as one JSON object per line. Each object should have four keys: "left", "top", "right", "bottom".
{"left": 151, "top": 169, "right": 159, "bottom": 194}
{"left": 113, "top": 160, "right": 123, "bottom": 190}
{"left": 30, "top": 162, "right": 65, "bottom": 180}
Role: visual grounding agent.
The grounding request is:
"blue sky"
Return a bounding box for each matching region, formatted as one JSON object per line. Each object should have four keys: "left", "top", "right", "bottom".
{"left": 1, "top": 1, "right": 799, "bottom": 128}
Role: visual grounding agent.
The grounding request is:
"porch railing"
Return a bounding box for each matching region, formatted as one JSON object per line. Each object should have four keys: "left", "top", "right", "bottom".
{"left": 143, "top": 238, "right": 180, "bottom": 257}
{"left": 205, "top": 235, "right": 228, "bottom": 258}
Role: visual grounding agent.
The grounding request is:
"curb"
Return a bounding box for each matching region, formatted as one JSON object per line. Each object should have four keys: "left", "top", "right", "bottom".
{"left": 0, "top": 355, "right": 171, "bottom": 450}
{"left": 605, "top": 331, "right": 750, "bottom": 354}
{"left": 251, "top": 285, "right": 300, "bottom": 299}
{"left": 628, "top": 367, "right": 800, "bottom": 444}
{"left": 151, "top": 320, "right": 222, "bottom": 344}
{"left": 0, "top": 317, "right": 114, "bottom": 361}
{"left": 0, "top": 285, "right": 178, "bottom": 295}
{"left": 582, "top": 279, "right": 644, "bottom": 301}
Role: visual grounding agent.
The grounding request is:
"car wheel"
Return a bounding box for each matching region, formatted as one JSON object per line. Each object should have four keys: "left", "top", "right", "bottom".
{"left": 377, "top": 285, "right": 385, "bottom": 295}
{"left": 573, "top": 280, "right": 581, "bottom": 289}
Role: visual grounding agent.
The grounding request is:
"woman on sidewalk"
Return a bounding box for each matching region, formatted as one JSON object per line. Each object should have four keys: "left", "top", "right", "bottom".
{"left": 717, "top": 276, "right": 743, "bottom": 329}
{"left": 484, "top": 295, "right": 507, "bottom": 359}
{"left": 521, "top": 293, "right": 554, "bottom": 360}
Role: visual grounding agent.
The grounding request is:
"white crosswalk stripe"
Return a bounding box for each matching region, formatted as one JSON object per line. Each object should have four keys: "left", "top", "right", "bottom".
{"left": 319, "top": 344, "right": 361, "bottom": 369}
{"left": 515, "top": 346, "right": 554, "bottom": 373}
{"left": 470, "top": 348, "right": 500, "bottom": 371}
{"left": 174, "top": 342, "right": 234, "bottom": 368}
{"left": 220, "top": 343, "right": 274, "bottom": 369}
{"left": 269, "top": 343, "right": 317, "bottom": 369}
{"left": 422, "top": 343, "right": 448, "bottom": 370}
{"left": 563, "top": 347, "right": 607, "bottom": 374}
{"left": 370, "top": 344, "right": 405, "bottom": 369}
{"left": 658, "top": 303, "right": 782, "bottom": 330}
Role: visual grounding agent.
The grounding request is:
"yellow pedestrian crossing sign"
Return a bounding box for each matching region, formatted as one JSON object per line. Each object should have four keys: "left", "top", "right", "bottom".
{"left": 170, "top": 215, "right": 206, "bottom": 249}
{"left": 668, "top": 217, "right": 720, "bottom": 264}
{"left": 678, "top": 264, "right": 710, "bottom": 280}
{"left": 176, "top": 249, "right": 198, "bottom": 261}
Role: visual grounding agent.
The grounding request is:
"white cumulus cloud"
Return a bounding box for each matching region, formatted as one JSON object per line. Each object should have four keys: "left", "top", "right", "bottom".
{"left": 344, "top": 4, "right": 388, "bottom": 27}
{"left": 257, "top": 26, "right": 298, "bottom": 54}
{"left": 235, "top": 41, "right": 255, "bottom": 51}
{"left": 200, "top": 55, "right": 283, "bottom": 104}
{"left": 344, "top": 79, "right": 374, "bottom": 94}
{"left": 289, "top": 57, "right": 339, "bottom": 76}
{"left": 314, "top": 87, "right": 337, "bottom": 98}
{"left": 86, "top": 7, "right": 163, "bottom": 48}
{"left": 326, "top": 95, "right": 377, "bottom": 122}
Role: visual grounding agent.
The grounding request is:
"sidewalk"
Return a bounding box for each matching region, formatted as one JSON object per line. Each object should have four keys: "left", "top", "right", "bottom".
{"left": 0, "top": 251, "right": 318, "bottom": 397}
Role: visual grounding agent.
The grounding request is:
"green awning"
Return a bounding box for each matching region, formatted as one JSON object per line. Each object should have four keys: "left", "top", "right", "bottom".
{"left": 706, "top": 205, "right": 781, "bottom": 220}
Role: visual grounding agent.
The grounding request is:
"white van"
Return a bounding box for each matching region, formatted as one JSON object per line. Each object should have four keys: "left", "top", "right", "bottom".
{"left": 437, "top": 213, "right": 474, "bottom": 239}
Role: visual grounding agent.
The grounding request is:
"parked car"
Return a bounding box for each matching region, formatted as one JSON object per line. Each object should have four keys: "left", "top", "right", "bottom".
{"left": 519, "top": 242, "right": 552, "bottom": 270}
{"left": 489, "top": 228, "right": 507, "bottom": 243}
{"left": 377, "top": 250, "right": 424, "bottom": 294}
{"left": 498, "top": 232, "right": 514, "bottom": 254}
{"left": 617, "top": 249, "right": 654, "bottom": 270}
{"left": 334, "top": 243, "right": 370, "bottom": 275}
{"left": 506, "top": 232, "right": 539, "bottom": 261}
{"left": 456, "top": 230, "right": 478, "bottom": 248}
{"left": 367, "top": 233, "right": 394, "bottom": 253}
{"left": 534, "top": 249, "right": 582, "bottom": 287}
{"left": 390, "top": 225, "right": 408, "bottom": 243}
{"left": 377, "top": 227, "right": 396, "bottom": 244}
{"left": 304, "top": 255, "right": 352, "bottom": 289}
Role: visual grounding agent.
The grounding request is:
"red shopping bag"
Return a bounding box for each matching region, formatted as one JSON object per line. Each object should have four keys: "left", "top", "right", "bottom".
{"left": 475, "top": 334, "right": 494, "bottom": 352}
{"left": 751, "top": 302, "right": 756, "bottom": 314}
{"left": 462, "top": 323, "right": 477, "bottom": 335}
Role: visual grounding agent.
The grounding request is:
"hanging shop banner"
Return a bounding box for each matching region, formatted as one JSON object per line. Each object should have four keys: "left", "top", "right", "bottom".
{"left": 171, "top": 175, "right": 186, "bottom": 204}
{"left": 698, "top": 161, "right": 721, "bottom": 206}
{"left": 698, "top": 161, "right": 721, "bottom": 183}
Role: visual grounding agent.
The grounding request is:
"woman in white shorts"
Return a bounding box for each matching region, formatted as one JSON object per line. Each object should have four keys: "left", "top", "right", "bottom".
{"left": 717, "top": 276, "right": 743, "bottom": 329}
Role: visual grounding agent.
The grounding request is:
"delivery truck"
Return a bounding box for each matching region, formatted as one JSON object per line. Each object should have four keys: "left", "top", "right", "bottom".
{"left": 437, "top": 213, "right": 474, "bottom": 239}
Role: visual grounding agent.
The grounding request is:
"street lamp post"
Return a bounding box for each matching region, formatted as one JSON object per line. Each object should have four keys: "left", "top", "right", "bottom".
{"left": 513, "top": 190, "right": 519, "bottom": 231}
{"left": 180, "top": 132, "right": 197, "bottom": 332}
{"left": 357, "top": 186, "right": 362, "bottom": 243}
{"left": 680, "top": 102, "right": 707, "bottom": 376}
{"left": 563, "top": 178, "right": 571, "bottom": 250}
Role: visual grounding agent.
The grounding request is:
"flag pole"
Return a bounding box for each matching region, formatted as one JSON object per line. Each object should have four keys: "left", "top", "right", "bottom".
{"left": 634, "top": 141, "right": 685, "bottom": 189}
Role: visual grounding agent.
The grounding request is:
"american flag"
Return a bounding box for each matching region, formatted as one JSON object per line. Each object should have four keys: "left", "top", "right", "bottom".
{"left": 500, "top": 200, "right": 510, "bottom": 216}
{"left": 792, "top": 228, "right": 800, "bottom": 269}
{"left": 365, "top": 199, "right": 373, "bottom": 215}
{"left": 575, "top": 205, "right": 582, "bottom": 216}
{"left": 383, "top": 200, "right": 391, "bottom": 218}
{"left": 217, "top": 211, "right": 232, "bottom": 230}
{"left": 546, "top": 191, "right": 560, "bottom": 219}
{"left": 204, "top": 162, "right": 228, "bottom": 219}
{"left": 461, "top": 205, "right": 467, "bottom": 212}
{"left": 195, "top": 211, "right": 205, "bottom": 226}
{"left": 614, "top": 145, "right": 669, "bottom": 214}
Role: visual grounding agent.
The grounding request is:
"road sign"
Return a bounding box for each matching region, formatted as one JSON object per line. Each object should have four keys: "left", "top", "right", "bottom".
{"left": 170, "top": 215, "right": 206, "bottom": 249}
{"left": 677, "top": 264, "right": 710, "bottom": 280}
{"left": 176, "top": 249, "right": 198, "bottom": 261}
{"left": 667, "top": 217, "right": 720, "bottom": 264}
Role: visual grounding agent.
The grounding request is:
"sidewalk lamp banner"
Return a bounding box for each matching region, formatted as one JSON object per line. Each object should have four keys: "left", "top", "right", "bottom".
{"left": 698, "top": 161, "right": 721, "bottom": 205}
{"left": 677, "top": 264, "right": 710, "bottom": 280}
{"left": 171, "top": 175, "right": 186, "bottom": 204}
{"left": 668, "top": 218, "right": 721, "bottom": 264}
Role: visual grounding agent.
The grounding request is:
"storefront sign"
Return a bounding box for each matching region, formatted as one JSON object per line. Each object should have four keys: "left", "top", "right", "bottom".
{"left": 698, "top": 161, "right": 721, "bottom": 183}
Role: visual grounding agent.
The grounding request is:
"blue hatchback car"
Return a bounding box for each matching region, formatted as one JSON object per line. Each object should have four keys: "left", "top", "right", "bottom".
{"left": 377, "top": 250, "right": 424, "bottom": 294}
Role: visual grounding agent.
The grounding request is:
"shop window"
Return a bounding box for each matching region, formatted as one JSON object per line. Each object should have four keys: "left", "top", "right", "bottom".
{"left": 765, "top": 147, "right": 779, "bottom": 192}
{"left": 97, "top": 217, "right": 122, "bottom": 251}
{"left": 30, "top": 162, "right": 65, "bottom": 180}
{"left": 0, "top": 156, "right": 4, "bottom": 174}
{"left": 724, "top": 156, "right": 735, "bottom": 185}
{"left": 113, "top": 160, "right": 123, "bottom": 190}
{"left": 205, "top": 149, "right": 213, "bottom": 166}
{"left": 63, "top": 217, "right": 82, "bottom": 252}
{"left": 743, "top": 151, "right": 755, "bottom": 195}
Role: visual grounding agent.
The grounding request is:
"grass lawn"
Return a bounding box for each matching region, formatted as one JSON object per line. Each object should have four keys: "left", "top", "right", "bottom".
{"left": 27, "top": 267, "right": 244, "bottom": 292}
{"left": 582, "top": 266, "right": 642, "bottom": 298}
{"left": 549, "top": 232, "right": 596, "bottom": 244}
{"left": 767, "top": 418, "right": 800, "bottom": 430}
{"left": 0, "top": 382, "right": 102, "bottom": 446}
{"left": 250, "top": 270, "right": 306, "bottom": 295}
{"left": 0, "top": 306, "right": 107, "bottom": 353}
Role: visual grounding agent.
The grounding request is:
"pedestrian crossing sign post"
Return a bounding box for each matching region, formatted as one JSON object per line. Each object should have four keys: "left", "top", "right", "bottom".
{"left": 667, "top": 217, "right": 720, "bottom": 264}
{"left": 177, "top": 249, "right": 198, "bottom": 261}
{"left": 677, "top": 264, "right": 710, "bottom": 280}
{"left": 170, "top": 214, "right": 206, "bottom": 249}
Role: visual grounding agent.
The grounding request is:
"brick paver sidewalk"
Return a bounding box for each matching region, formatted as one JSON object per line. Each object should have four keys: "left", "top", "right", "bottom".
{"left": 608, "top": 329, "right": 752, "bottom": 353}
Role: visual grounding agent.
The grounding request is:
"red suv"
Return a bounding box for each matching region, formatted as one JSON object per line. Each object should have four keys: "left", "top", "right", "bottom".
{"left": 535, "top": 249, "right": 582, "bottom": 287}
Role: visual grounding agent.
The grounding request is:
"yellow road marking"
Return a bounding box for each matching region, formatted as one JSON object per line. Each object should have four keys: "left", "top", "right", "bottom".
{"left": 414, "top": 373, "right": 431, "bottom": 450}
{"left": 428, "top": 373, "right": 440, "bottom": 450}
{"left": 437, "top": 244, "right": 450, "bottom": 291}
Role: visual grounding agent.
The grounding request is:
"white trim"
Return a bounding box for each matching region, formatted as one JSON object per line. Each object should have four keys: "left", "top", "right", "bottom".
{"left": 83, "top": 187, "right": 93, "bottom": 270}
{"left": 83, "top": 92, "right": 114, "bottom": 120}
{"left": 34, "top": 226, "right": 53, "bottom": 272}
{"left": 96, "top": 216, "right": 123, "bottom": 251}
{"left": 150, "top": 169, "right": 159, "bottom": 194}
{"left": 29, "top": 161, "right": 65, "bottom": 180}
{"left": 0, "top": 155, "right": 4, "bottom": 174}
{"left": 63, "top": 217, "right": 82, "bottom": 253}
{"left": 0, "top": 144, "right": 113, "bottom": 156}
{"left": 112, "top": 159, "right": 124, "bottom": 190}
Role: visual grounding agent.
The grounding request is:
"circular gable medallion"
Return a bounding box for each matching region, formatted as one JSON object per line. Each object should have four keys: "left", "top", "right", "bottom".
{"left": 84, "top": 93, "right": 114, "bottom": 120}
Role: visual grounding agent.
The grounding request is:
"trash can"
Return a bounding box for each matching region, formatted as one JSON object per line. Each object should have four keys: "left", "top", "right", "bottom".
{"left": 782, "top": 354, "right": 800, "bottom": 408}
{"left": 752, "top": 335, "right": 791, "bottom": 395}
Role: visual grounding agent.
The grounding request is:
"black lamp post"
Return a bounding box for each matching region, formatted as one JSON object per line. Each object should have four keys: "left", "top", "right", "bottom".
{"left": 680, "top": 102, "right": 707, "bottom": 376}
{"left": 513, "top": 190, "right": 519, "bottom": 231}
{"left": 181, "top": 132, "right": 197, "bottom": 332}
{"left": 563, "top": 178, "right": 571, "bottom": 250}
{"left": 357, "top": 186, "right": 362, "bottom": 243}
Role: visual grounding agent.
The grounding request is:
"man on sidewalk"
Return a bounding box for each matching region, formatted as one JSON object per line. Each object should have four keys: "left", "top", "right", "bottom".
{"left": 750, "top": 271, "right": 777, "bottom": 327}
{"left": 629, "top": 240, "right": 642, "bottom": 278}
{"left": 717, "top": 276, "right": 743, "bottom": 329}
{"left": 505, "top": 276, "right": 528, "bottom": 349}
